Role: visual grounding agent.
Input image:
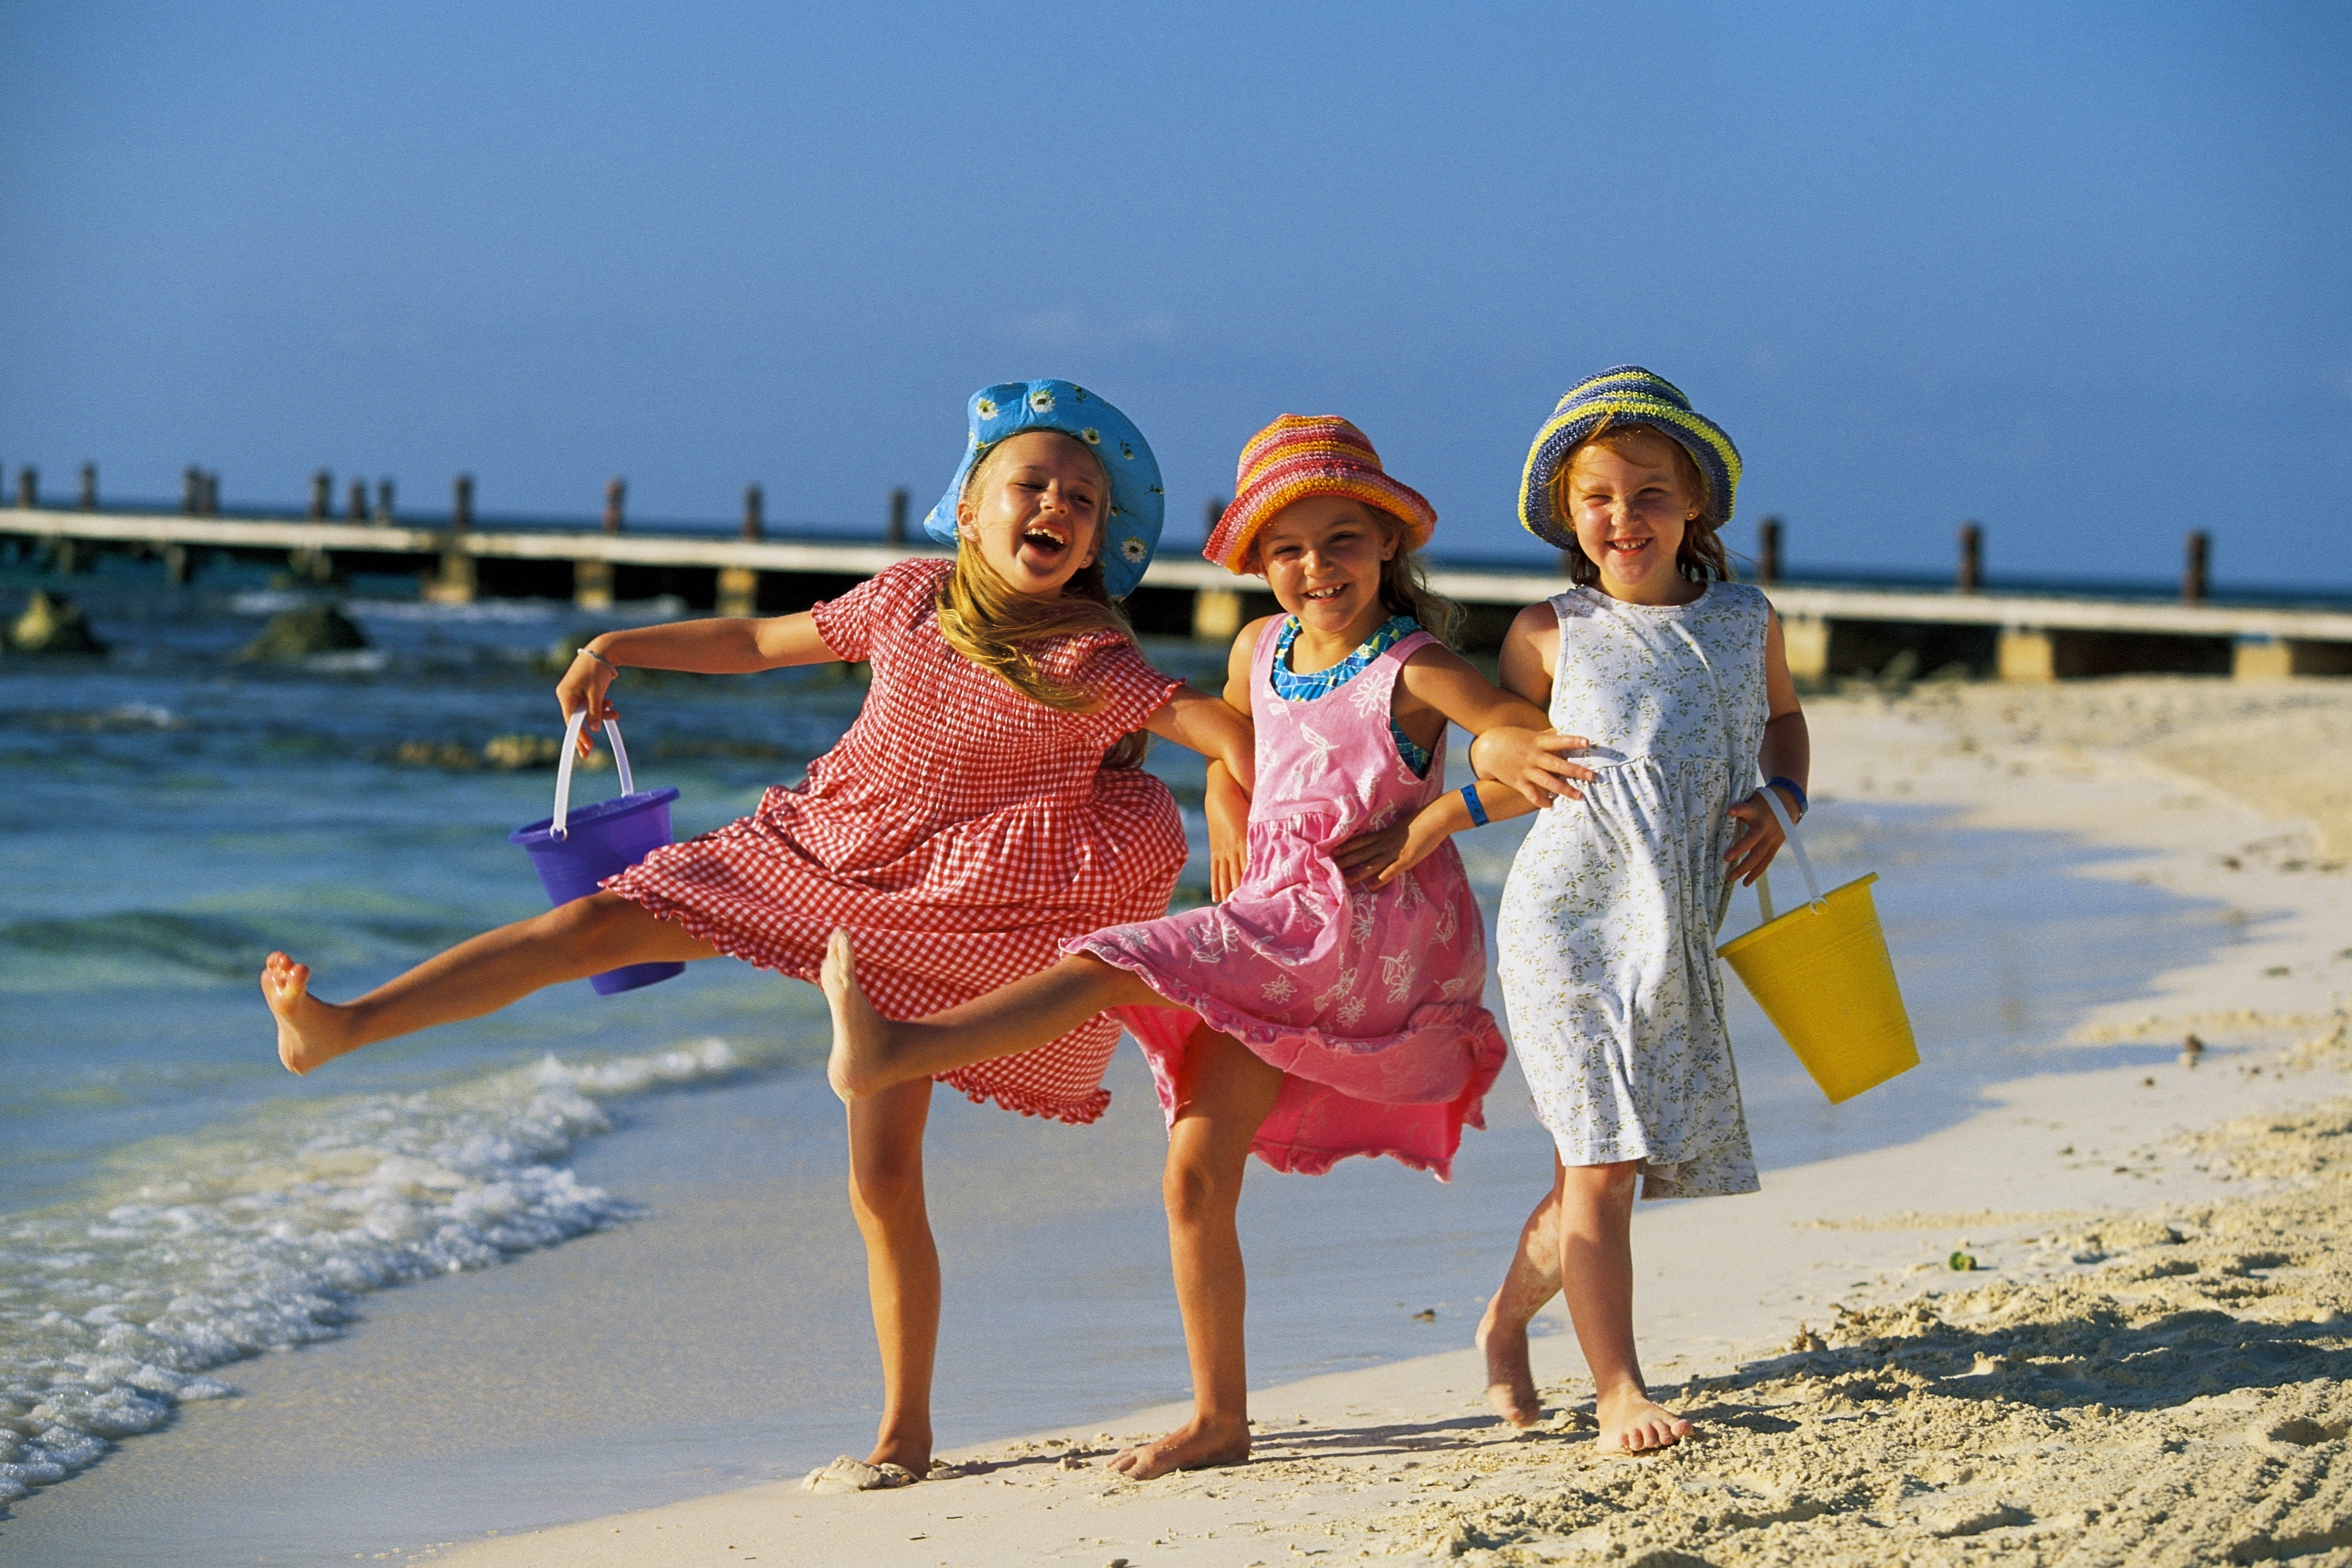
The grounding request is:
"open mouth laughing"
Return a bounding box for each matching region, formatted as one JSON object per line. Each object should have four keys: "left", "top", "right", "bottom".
{"left": 1020, "top": 522, "right": 1075, "bottom": 560}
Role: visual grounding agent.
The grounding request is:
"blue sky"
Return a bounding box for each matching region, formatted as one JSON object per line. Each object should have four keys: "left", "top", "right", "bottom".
{"left": 2, "top": 1, "right": 2346, "bottom": 589}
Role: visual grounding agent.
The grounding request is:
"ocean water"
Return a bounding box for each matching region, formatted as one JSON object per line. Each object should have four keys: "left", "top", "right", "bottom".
{"left": 0, "top": 561, "right": 2229, "bottom": 1559}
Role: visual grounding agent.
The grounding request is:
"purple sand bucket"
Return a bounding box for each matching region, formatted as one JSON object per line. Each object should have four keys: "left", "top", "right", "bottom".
{"left": 509, "top": 711, "right": 684, "bottom": 996}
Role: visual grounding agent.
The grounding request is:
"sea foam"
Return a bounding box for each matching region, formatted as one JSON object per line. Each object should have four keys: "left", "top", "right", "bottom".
{"left": 0, "top": 1038, "right": 741, "bottom": 1505}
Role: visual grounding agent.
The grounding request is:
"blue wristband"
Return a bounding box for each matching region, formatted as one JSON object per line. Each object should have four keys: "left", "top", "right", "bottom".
{"left": 1766, "top": 776, "right": 1807, "bottom": 817}
{"left": 1460, "top": 784, "right": 1489, "bottom": 827}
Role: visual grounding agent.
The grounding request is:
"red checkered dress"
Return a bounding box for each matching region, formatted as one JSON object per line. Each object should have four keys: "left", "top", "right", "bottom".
{"left": 604, "top": 559, "right": 1188, "bottom": 1123}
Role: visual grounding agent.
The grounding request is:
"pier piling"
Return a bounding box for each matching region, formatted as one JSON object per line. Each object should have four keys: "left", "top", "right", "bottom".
{"left": 374, "top": 479, "right": 395, "bottom": 524}
{"left": 1780, "top": 616, "right": 1830, "bottom": 680}
{"left": 310, "top": 470, "right": 332, "bottom": 519}
{"left": 1958, "top": 522, "right": 1983, "bottom": 593}
{"left": 78, "top": 464, "right": 96, "bottom": 511}
{"left": 887, "top": 487, "right": 908, "bottom": 545}
{"left": 574, "top": 479, "right": 616, "bottom": 609}
{"left": 430, "top": 474, "right": 478, "bottom": 604}
{"left": 348, "top": 479, "right": 368, "bottom": 521}
{"left": 716, "top": 565, "right": 758, "bottom": 616}
{"left": 16, "top": 467, "right": 36, "bottom": 509}
{"left": 1757, "top": 516, "right": 1783, "bottom": 585}
{"left": 2184, "top": 531, "right": 2210, "bottom": 604}
{"left": 1191, "top": 498, "right": 1242, "bottom": 640}
{"left": 1192, "top": 589, "right": 1242, "bottom": 642}
{"left": 719, "top": 485, "right": 764, "bottom": 613}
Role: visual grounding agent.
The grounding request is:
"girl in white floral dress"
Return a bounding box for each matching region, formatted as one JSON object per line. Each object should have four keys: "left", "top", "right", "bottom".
{"left": 1403, "top": 368, "right": 1811, "bottom": 1456}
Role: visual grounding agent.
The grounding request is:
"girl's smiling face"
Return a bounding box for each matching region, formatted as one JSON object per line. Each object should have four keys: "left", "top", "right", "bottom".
{"left": 956, "top": 430, "right": 1106, "bottom": 596}
{"left": 1562, "top": 430, "right": 1705, "bottom": 604}
{"left": 1253, "top": 494, "right": 1397, "bottom": 644}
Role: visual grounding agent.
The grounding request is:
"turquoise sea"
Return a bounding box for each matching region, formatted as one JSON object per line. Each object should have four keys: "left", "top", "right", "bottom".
{"left": 0, "top": 559, "right": 2227, "bottom": 1564}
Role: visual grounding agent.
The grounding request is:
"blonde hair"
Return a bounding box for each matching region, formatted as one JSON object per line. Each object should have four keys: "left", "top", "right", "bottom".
{"left": 1551, "top": 420, "right": 1733, "bottom": 589}
{"left": 933, "top": 433, "right": 1151, "bottom": 767}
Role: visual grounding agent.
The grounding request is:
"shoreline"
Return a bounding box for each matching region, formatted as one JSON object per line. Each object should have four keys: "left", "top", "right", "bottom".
{"left": 419, "top": 678, "right": 2352, "bottom": 1567}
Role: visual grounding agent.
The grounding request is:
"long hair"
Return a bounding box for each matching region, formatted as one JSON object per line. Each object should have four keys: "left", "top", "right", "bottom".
{"left": 932, "top": 435, "right": 1151, "bottom": 767}
{"left": 1371, "top": 511, "right": 1462, "bottom": 645}
{"left": 1552, "top": 419, "right": 1734, "bottom": 589}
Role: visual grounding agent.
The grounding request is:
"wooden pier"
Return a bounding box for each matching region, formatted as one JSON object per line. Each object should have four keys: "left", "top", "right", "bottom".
{"left": 4, "top": 504, "right": 2349, "bottom": 681}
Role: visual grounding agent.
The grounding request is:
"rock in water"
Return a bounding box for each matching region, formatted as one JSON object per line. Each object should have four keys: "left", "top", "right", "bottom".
{"left": 9, "top": 591, "right": 108, "bottom": 654}
{"left": 239, "top": 603, "right": 368, "bottom": 660}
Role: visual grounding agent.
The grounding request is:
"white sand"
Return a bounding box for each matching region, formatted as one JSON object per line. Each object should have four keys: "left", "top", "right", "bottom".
{"left": 422, "top": 677, "right": 2352, "bottom": 1568}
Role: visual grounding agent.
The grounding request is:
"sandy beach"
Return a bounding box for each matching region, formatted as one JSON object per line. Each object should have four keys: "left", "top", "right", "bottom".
{"left": 393, "top": 676, "right": 2352, "bottom": 1568}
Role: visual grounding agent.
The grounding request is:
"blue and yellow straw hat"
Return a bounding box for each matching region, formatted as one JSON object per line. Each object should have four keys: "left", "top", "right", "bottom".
{"left": 1518, "top": 366, "right": 1741, "bottom": 553}
{"left": 924, "top": 379, "right": 1166, "bottom": 598}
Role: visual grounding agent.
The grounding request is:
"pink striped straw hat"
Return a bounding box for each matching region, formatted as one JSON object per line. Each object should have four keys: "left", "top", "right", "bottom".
{"left": 1202, "top": 415, "right": 1436, "bottom": 573}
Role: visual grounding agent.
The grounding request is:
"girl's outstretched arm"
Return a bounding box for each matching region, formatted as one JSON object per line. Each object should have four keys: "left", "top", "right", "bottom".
{"left": 557, "top": 613, "right": 841, "bottom": 749}
{"left": 1142, "top": 682, "right": 1255, "bottom": 793}
{"left": 1464, "top": 602, "right": 1595, "bottom": 808}
{"left": 1332, "top": 638, "right": 1586, "bottom": 885}
{"left": 1723, "top": 607, "right": 1811, "bottom": 885}
{"left": 1146, "top": 609, "right": 1270, "bottom": 798}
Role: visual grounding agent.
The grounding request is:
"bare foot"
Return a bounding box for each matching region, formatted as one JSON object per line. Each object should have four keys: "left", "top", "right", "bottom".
{"left": 867, "top": 1424, "right": 931, "bottom": 1478}
{"left": 1476, "top": 1297, "right": 1543, "bottom": 1428}
{"left": 260, "top": 952, "right": 356, "bottom": 1075}
{"left": 820, "top": 930, "right": 895, "bottom": 1103}
{"left": 1106, "top": 1414, "right": 1251, "bottom": 1481}
{"left": 1593, "top": 1386, "right": 1692, "bottom": 1454}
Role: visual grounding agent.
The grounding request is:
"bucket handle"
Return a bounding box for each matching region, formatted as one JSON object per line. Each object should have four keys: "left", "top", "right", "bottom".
{"left": 551, "top": 709, "right": 637, "bottom": 841}
{"left": 1749, "top": 780, "right": 1821, "bottom": 925}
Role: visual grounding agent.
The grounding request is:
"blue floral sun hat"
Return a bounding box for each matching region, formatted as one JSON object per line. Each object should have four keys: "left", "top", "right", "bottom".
{"left": 923, "top": 379, "right": 1165, "bottom": 598}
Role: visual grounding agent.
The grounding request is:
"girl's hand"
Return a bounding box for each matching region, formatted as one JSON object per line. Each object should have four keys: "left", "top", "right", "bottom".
{"left": 1473, "top": 726, "right": 1595, "bottom": 808}
{"left": 1210, "top": 839, "right": 1248, "bottom": 903}
{"left": 1332, "top": 822, "right": 1412, "bottom": 887}
{"left": 1205, "top": 762, "right": 1250, "bottom": 901}
{"left": 556, "top": 645, "right": 620, "bottom": 754}
{"left": 1363, "top": 810, "right": 1459, "bottom": 889}
{"left": 1723, "top": 787, "right": 1795, "bottom": 886}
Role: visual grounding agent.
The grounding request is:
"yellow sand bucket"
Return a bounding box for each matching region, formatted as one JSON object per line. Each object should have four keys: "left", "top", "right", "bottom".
{"left": 1717, "top": 793, "right": 1918, "bottom": 1104}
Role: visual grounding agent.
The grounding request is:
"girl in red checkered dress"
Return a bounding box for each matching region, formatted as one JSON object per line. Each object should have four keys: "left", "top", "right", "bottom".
{"left": 260, "top": 380, "right": 1254, "bottom": 1486}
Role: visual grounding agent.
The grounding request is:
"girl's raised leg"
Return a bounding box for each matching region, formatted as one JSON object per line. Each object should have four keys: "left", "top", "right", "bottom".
{"left": 822, "top": 934, "right": 1162, "bottom": 1100}
{"left": 847, "top": 1077, "right": 941, "bottom": 1477}
{"left": 1554, "top": 1159, "right": 1692, "bottom": 1453}
{"left": 1476, "top": 1150, "right": 1565, "bottom": 1427}
{"left": 261, "top": 892, "right": 721, "bottom": 1074}
{"left": 1109, "top": 1026, "right": 1284, "bottom": 1481}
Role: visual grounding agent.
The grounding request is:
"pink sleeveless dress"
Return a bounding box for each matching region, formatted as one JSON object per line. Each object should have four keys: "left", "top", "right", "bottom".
{"left": 1069, "top": 618, "right": 1508, "bottom": 1176}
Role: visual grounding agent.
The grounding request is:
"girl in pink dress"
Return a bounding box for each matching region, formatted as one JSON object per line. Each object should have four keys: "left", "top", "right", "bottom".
{"left": 259, "top": 380, "right": 1254, "bottom": 1489}
{"left": 825, "top": 414, "right": 1559, "bottom": 1480}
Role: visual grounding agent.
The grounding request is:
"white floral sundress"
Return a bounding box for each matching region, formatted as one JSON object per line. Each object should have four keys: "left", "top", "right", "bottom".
{"left": 1497, "top": 582, "right": 1769, "bottom": 1200}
